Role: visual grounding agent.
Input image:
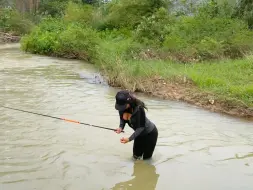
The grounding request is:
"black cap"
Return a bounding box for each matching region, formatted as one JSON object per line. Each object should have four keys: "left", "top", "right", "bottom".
{"left": 115, "top": 90, "right": 131, "bottom": 111}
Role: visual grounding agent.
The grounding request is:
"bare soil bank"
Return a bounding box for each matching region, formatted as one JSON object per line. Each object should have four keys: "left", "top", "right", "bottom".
{"left": 0, "top": 32, "right": 20, "bottom": 44}
{"left": 107, "top": 76, "right": 253, "bottom": 120}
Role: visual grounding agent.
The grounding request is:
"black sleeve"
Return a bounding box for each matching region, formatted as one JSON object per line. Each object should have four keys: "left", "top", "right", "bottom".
{"left": 119, "top": 112, "right": 126, "bottom": 130}
{"left": 129, "top": 107, "right": 146, "bottom": 141}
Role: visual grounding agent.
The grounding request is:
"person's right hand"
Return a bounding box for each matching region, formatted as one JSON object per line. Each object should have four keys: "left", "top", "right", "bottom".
{"left": 115, "top": 128, "right": 122, "bottom": 134}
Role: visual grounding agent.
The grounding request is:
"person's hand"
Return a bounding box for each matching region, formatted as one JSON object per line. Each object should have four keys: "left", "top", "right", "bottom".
{"left": 120, "top": 137, "right": 129, "bottom": 144}
{"left": 115, "top": 128, "right": 122, "bottom": 134}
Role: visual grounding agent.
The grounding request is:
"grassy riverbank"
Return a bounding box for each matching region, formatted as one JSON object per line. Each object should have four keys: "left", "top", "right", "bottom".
{"left": 100, "top": 57, "right": 253, "bottom": 117}
{"left": 3, "top": 0, "right": 253, "bottom": 118}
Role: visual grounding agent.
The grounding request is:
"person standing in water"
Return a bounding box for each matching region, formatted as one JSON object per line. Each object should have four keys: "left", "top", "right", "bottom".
{"left": 114, "top": 90, "right": 158, "bottom": 160}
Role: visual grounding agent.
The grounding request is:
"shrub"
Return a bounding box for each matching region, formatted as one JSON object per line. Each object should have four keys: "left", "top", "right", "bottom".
{"left": 21, "top": 18, "right": 99, "bottom": 62}
{"left": 0, "top": 8, "right": 34, "bottom": 35}
{"left": 100, "top": 0, "right": 167, "bottom": 30}
{"left": 163, "top": 15, "right": 253, "bottom": 61}
{"left": 38, "top": 0, "right": 69, "bottom": 17}
{"left": 20, "top": 17, "right": 65, "bottom": 54}
{"left": 63, "top": 2, "right": 94, "bottom": 25}
{"left": 134, "top": 7, "right": 173, "bottom": 46}
{"left": 56, "top": 24, "right": 99, "bottom": 61}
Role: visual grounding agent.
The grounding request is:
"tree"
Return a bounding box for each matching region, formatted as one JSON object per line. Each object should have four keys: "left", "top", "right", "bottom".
{"left": 15, "top": 0, "right": 40, "bottom": 13}
{"left": 102, "top": 0, "right": 169, "bottom": 29}
{"left": 233, "top": 0, "right": 253, "bottom": 29}
{"left": 0, "top": 0, "right": 15, "bottom": 8}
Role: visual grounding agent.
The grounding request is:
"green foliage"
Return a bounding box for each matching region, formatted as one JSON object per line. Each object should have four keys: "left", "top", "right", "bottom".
{"left": 0, "top": 8, "right": 34, "bottom": 35}
{"left": 20, "top": 0, "right": 253, "bottom": 63}
{"left": 20, "top": 18, "right": 64, "bottom": 54}
{"left": 38, "top": 0, "right": 83, "bottom": 17}
{"left": 21, "top": 18, "right": 99, "bottom": 62}
{"left": 134, "top": 7, "right": 174, "bottom": 46}
{"left": 98, "top": 38, "right": 143, "bottom": 62}
{"left": 196, "top": 0, "right": 234, "bottom": 18}
{"left": 35, "top": 17, "right": 66, "bottom": 33}
{"left": 38, "top": 0, "right": 67, "bottom": 17}
{"left": 0, "top": 0, "right": 14, "bottom": 8}
{"left": 108, "top": 57, "right": 253, "bottom": 107}
{"left": 56, "top": 24, "right": 99, "bottom": 61}
{"left": 163, "top": 15, "right": 253, "bottom": 61}
{"left": 99, "top": 0, "right": 167, "bottom": 30}
{"left": 235, "top": 0, "right": 253, "bottom": 29}
{"left": 98, "top": 28, "right": 133, "bottom": 41}
{"left": 63, "top": 2, "right": 94, "bottom": 25}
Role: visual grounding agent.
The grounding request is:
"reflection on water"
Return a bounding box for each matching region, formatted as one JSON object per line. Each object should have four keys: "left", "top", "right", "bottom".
{"left": 112, "top": 161, "right": 159, "bottom": 190}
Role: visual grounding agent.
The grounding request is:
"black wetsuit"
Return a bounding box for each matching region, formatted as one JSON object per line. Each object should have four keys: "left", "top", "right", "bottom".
{"left": 119, "top": 105, "right": 158, "bottom": 159}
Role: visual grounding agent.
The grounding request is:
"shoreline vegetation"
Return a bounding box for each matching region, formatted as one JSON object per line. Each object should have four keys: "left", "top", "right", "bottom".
{"left": 1, "top": 0, "right": 253, "bottom": 119}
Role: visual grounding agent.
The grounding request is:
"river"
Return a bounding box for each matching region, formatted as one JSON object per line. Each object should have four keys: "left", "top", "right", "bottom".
{"left": 0, "top": 44, "right": 253, "bottom": 190}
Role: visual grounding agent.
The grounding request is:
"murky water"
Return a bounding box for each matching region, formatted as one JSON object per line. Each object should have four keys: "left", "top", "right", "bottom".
{"left": 0, "top": 44, "right": 253, "bottom": 190}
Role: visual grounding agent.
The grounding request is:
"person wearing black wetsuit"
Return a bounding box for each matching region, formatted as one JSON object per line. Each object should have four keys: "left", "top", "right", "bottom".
{"left": 114, "top": 90, "right": 158, "bottom": 160}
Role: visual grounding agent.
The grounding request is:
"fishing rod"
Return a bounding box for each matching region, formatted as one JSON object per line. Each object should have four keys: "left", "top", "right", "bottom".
{"left": 0, "top": 105, "right": 124, "bottom": 133}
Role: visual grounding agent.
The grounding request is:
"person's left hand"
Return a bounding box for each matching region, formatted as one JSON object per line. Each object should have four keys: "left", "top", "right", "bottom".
{"left": 120, "top": 137, "right": 129, "bottom": 144}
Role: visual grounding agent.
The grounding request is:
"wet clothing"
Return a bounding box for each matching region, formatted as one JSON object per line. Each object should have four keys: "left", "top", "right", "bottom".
{"left": 119, "top": 106, "right": 156, "bottom": 141}
{"left": 118, "top": 105, "right": 158, "bottom": 159}
{"left": 133, "top": 127, "right": 158, "bottom": 159}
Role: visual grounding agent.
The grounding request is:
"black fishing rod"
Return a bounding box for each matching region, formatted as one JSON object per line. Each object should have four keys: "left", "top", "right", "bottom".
{"left": 0, "top": 105, "right": 124, "bottom": 133}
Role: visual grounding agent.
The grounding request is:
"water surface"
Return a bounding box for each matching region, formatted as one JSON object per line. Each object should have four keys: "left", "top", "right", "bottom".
{"left": 0, "top": 45, "right": 253, "bottom": 190}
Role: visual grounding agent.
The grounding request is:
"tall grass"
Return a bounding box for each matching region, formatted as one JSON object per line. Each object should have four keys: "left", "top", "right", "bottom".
{"left": 95, "top": 37, "right": 253, "bottom": 108}
{"left": 101, "top": 56, "right": 253, "bottom": 107}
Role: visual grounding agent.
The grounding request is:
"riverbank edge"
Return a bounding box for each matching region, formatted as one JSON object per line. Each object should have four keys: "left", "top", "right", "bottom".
{"left": 103, "top": 74, "right": 253, "bottom": 120}
{"left": 0, "top": 32, "right": 20, "bottom": 44}
{"left": 2, "top": 41, "right": 252, "bottom": 119}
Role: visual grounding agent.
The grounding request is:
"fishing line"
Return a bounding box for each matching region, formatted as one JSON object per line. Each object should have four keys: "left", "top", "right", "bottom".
{"left": 1, "top": 105, "right": 124, "bottom": 132}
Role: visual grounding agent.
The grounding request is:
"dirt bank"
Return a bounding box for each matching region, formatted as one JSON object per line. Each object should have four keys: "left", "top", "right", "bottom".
{"left": 107, "top": 75, "right": 253, "bottom": 120}
{"left": 0, "top": 32, "right": 20, "bottom": 44}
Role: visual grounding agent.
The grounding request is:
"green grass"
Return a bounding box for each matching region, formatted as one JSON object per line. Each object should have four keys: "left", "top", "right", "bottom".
{"left": 103, "top": 57, "right": 253, "bottom": 107}
{"left": 185, "top": 59, "right": 253, "bottom": 106}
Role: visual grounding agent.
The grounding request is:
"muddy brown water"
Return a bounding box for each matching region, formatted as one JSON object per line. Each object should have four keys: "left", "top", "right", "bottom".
{"left": 0, "top": 44, "right": 253, "bottom": 190}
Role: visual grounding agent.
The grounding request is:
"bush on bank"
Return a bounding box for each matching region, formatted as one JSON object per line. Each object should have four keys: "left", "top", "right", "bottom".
{"left": 20, "top": 0, "right": 253, "bottom": 62}
{"left": 0, "top": 8, "right": 34, "bottom": 35}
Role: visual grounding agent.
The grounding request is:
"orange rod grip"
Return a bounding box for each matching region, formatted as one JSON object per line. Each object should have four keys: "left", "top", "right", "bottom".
{"left": 61, "top": 118, "right": 80, "bottom": 124}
